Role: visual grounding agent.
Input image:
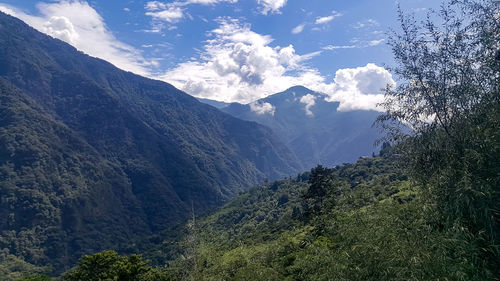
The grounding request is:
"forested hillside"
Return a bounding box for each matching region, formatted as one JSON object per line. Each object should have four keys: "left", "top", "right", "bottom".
{"left": 31, "top": 150, "right": 497, "bottom": 280}
{"left": 0, "top": 11, "right": 301, "bottom": 274}
{"left": 161, "top": 153, "right": 495, "bottom": 280}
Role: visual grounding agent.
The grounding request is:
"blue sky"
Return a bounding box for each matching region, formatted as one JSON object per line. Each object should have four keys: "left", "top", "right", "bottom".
{"left": 0, "top": 0, "right": 441, "bottom": 110}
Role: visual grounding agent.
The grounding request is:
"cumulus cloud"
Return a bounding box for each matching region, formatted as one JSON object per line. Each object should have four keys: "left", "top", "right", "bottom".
{"left": 324, "top": 63, "right": 395, "bottom": 111}
{"left": 43, "top": 16, "right": 79, "bottom": 43}
{"left": 300, "top": 94, "right": 316, "bottom": 116}
{"left": 160, "top": 18, "right": 323, "bottom": 103}
{"left": 249, "top": 101, "right": 275, "bottom": 115}
{"left": 0, "top": 1, "right": 155, "bottom": 76}
{"left": 160, "top": 18, "right": 394, "bottom": 112}
{"left": 257, "top": 0, "right": 287, "bottom": 15}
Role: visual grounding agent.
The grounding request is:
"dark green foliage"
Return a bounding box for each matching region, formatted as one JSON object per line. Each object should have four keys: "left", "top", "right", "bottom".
{"left": 0, "top": 250, "right": 48, "bottom": 281}
{"left": 305, "top": 165, "right": 330, "bottom": 199}
{"left": 62, "top": 251, "right": 175, "bottom": 281}
{"left": 52, "top": 153, "right": 495, "bottom": 280}
{"left": 0, "top": 11, "right": 301, "bottom": 274}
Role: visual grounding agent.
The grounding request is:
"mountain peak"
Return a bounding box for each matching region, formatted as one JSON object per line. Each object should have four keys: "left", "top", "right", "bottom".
{"left": 284, "top": 85, "right": 312, "bottom": 93}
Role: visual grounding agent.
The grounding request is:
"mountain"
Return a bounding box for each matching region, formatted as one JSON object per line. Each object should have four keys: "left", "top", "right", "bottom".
{"left": 0, "top": 12, "right": 301, "bottom": 272}
{"left": 215, "top": 86, "right": 383, "bottom": 169}
{"left": 196, "top": 97, "right": 230, "bottom": 109}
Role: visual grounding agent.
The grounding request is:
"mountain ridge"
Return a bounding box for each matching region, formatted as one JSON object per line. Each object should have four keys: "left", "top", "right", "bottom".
{"left": 0, "top": 11, "right": 301, "bottom": 272}
{"left": 203, "top": 85, "right": 383, "bottom": 169}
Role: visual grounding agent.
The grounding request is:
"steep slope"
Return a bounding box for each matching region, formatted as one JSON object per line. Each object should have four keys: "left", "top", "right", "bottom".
{"left": 0, "top": 12, "right": 301, "bottom": 272}
{"left": 0, "top": 78, "right": 151, "bottom": 270}
{"left": 219, "top": 86, "right": 382, "bottom": 168}
{"left": 140, "top": 154, "right": 492, "bottom": 280}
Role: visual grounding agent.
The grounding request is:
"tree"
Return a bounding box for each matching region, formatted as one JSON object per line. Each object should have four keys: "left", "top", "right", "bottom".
{"left": 62, "top": 251, "right": 175, "bottom": 281}
{"left": 378, "top": 0, "right": 499, "bottom": 272}
{"left": 305, "top": 165, "right": 330, "bottom": 200}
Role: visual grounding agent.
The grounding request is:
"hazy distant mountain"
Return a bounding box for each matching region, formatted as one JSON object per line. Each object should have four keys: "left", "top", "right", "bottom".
{"left": 216, "top": 86, "right": 382, "bottom": 169}
{"left": 196, "top": 97, "right": 230, "bottom": 109}
{"left": 0, "top": 12, "right": 301, "bottom": 271}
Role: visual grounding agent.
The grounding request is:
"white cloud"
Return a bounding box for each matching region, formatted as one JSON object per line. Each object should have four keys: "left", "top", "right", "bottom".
{"left": 249, "top": 101, "right": 275, "bottom": 115}
{"left": 145, "top": 4, "right": 183, "bottom": 23}
{"left": 123, "top": 7, "right": 130, "bottom": 12}
{"left": 291, "top": 23, "right": 305, "bottom": 34}
{"left": 43, "top": 16, "right": 79, "bottom": 43}
{"left": 353, "top": 19, "right": 379, "bottom": 29}
{"left": 315, "top": 15, "right": 334, "bottom": 25}
{"left": 315, "top": 11, "right": 341, "bottom": 25}
{"left": 0, "top": 1, "right": 155, "bottom": 76}
{"left": 368, "top": 39, "right": 384, "bottom": 46}
{"left": 257, "top": 0, "right": 287, "bottom": 15}
{"left": 0, "top": 4, "right": 15, "bottom": 15}
{"left": 160, "top": 18, "right": 324, "bottom": 103}
{"left": 324, "top": 63, "right": 395, "bottom": 111}
{"left": 144, "top": 0, "right": 237, "bottom": 29}
{"left": 323, "top": 45, "right": 356, "bottom": 50}
{"left": 300, "top": 94, "right": 316, "bottom": 116}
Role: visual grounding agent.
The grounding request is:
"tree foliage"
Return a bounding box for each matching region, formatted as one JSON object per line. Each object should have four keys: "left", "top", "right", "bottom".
{"left": 378, "top": 0, "right": 499, "bottom": 272}
{"left": 61, "top": 251, "right": 175, "bottom": 281}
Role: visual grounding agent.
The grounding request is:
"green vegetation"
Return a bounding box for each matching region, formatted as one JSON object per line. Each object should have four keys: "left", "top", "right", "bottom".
{"left": 378, "top": 0, "right": 499, "bottom": 273}
{"left": 2, "top": 0, "right": 499, "bottom": 280}
{"left": 61, "top": 251, "right": 174, "bottom": 281}
{"left": 157, "top": 154, "right": 494, "bottom": 280}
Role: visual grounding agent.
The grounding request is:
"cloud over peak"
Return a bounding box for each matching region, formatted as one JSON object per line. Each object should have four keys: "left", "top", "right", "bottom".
{"left": 250, "top": 101, "right": 275, "bottom": 115}
{"left": 300, "top": 94, "right": 316, "bottom": 116}
{"left": 161, "top": 18, "right": 321, "bottom": 103}
{"left": 160, "top": 18, "right": 394, "bottom": 112}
